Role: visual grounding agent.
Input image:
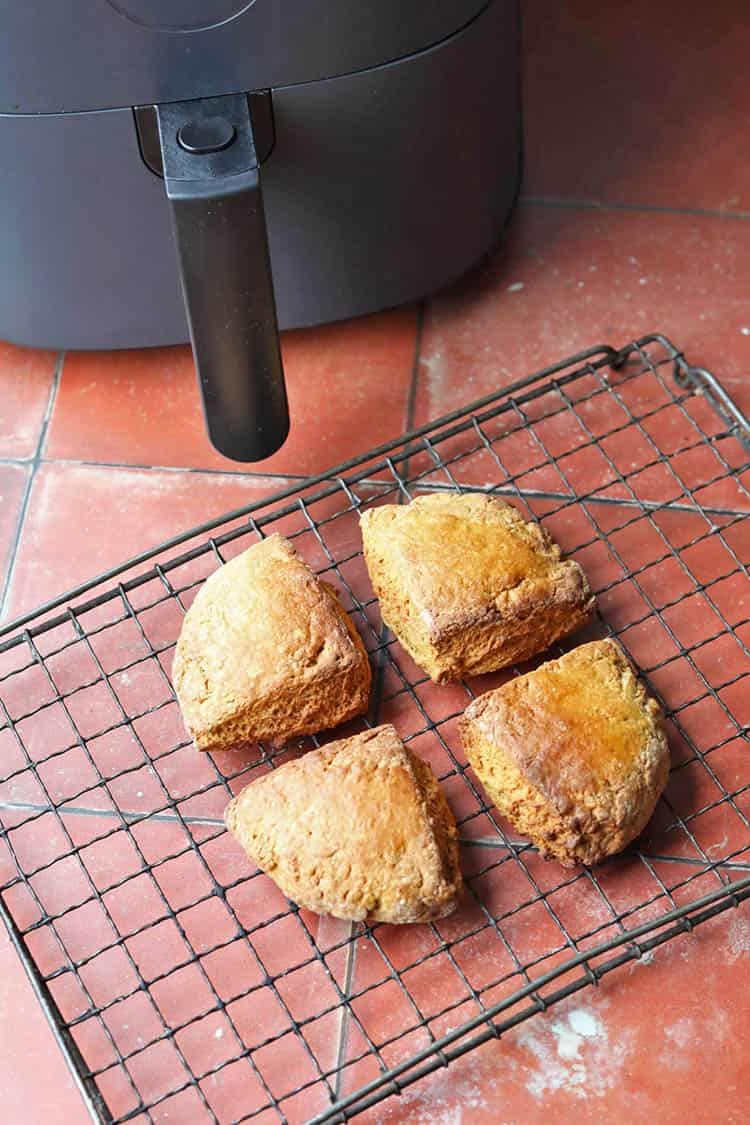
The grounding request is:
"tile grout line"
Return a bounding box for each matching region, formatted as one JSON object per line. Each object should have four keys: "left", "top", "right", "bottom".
{"left": 332, "top": 920, "right": 358, "bottom": 1100}
{"left": 38, "top": 455, "right": 309, "bottom": 483}
{"left": 325, "top": 365, "right": 427, "bottom": 1098}
{"left": 330, "top": 307, "right": 427, "bottom": 1102}
{"left": 0, "top": 352, "right": 65, "bottom": 618}
{"left": 520, "top": 194, "right": 750, "bottom": 222}
{"left": 0, "top": 799, "right": 224, "bottom": 828}
{"left": 6, "top": 796, "right": 748, "bottom": 869}
{"left": 0, "top": 456, "right": 34, "bottom": 468}
{"left": 33, "top": 307, "right": 425, "bottom": 485}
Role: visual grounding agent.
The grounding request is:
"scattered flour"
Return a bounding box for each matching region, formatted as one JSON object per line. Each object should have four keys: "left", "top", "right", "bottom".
{"left": 420, "top": 350, "right": 446, "bottom": 398}
{"left": 663, "top": 1006, "right": 729, "bottom": 1071}
{"left": 727, "top": 913, "right": 750, "bottom": 959}
{"left": 664, "top": 1016, "right": 694, "bottom": 1050}
{"left": 378, "top": 1069, "right": 493, "bottom": 1124}
{"left": 517, "top": 1005, "right": 629, "bottom": 1101}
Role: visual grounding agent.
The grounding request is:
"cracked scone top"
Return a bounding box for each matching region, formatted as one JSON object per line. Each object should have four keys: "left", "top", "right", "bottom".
{"left": 224, "top": 725, "right": 463, "bottom": 923}
{"left": 360, "top": 491, "right": 594, "bottom": 682}
{"left": 172, "top": 535, "right": 371, "bottom": 752}
{"left": 460, "top": 639, "right": 670, "bottom": 867}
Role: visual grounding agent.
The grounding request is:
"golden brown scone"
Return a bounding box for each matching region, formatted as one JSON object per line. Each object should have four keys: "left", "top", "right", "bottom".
{"left": 224, "top": 724, "right": 462, "bottom": 923}
{"left": 460, "top": 639, "right": 669, "bottom": 867}
{"left": 360, "top": 492, "right": 594, "bottom": 682}
{"left": 172, "top": 535, "right": 371, "bottom": 752}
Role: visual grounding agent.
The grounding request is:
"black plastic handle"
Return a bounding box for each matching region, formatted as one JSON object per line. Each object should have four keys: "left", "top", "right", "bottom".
{"left": 155, "top": 95, "right": 289, "bottom": 462}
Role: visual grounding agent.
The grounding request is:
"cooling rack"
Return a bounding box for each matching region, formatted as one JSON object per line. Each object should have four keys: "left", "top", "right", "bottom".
{"left": 0, "top": 333, "right": 748, "bottom": 1124}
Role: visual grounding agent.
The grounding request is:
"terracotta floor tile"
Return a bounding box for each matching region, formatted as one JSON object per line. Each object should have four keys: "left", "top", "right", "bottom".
{"left": 371, "top": 922, "right": 441, "bottom": 979}
{"left": 149, "top": 1087, "right": 213, "bottom": 1125}
{"left": 449, "top": 925, "right": 516, "bottom": 995}
{"left": 126, "top": 916, "right": 193, "bottom": 986}
{"left": 1, "top": 796, "right": 336, "bottom": 1120}
{"left": 356, "top": 909, "right": 750, "bottom": 1124}
{"left": 0, "top": 463, "right": 30, "bottom": 600}
{"left": 0, "top": 341, "right": 57, "bottom": 459}
{"left": 104, "top": 870, "right": 168, "bottom": 939}
{"left": 524, "top": 0, "right": 750, "bottom": 212}
{"left": 5, "top": 26, "right": 750, "bottom": 1116}
{"left": 274, "top": 957, "right": 342, "bottom": 1028}
{"left": 124, "top": 1036, "right": 191, "bottom": 1109}
{"left": 280, "top": 1082, "right": 334, "bottom": 1125}
{"left": 719, "top": 676, "right": 750, "bottom": 732}
{"left": 174, "top": 1007, "right": 244, "bottom": 1081}
{"left": 44, "top": 307, "right": 416, "bottom": 475}
{"left": 250, "top": 912, "right": 318, "bottom": 979}
{"left": 399, "top": 951, "right": 472, "bottom": 1022}
{"left": 349, "top": 976, "right": 425, "bottom": 1055}
{"left": 225, "top": 984, "right": 290, "bottom": 1053}
{"left": 152, "top": 847, "right": 215, "bottom": 914}
{"left": 154, "top": 748, "right": 226, "bottom": 816}
{"left": 103, "top": 989, "right": 165, "bottom": 1061}
{"left": 252, "top": 1028, "right": 322, "bottom": 1103}
{"left": 200, "top": 937, "right": 265, "bottom": 1006}
{"left": 200, "top": 1056, "right": 270, "bottom": 1125}
{"left": 0, "top": 925, "right": 89, "bottom": 1124}
{"left": 417, "top": 205, "right": 750, "bottom": 427}
{"left": 3, "top": 464, "right": 288, "bottom": 623}
{"left": 225, "top": 873, "right": 298, "bottom": 938}
{"left": 703, "top": 737, "right": 748, "bottom": 795}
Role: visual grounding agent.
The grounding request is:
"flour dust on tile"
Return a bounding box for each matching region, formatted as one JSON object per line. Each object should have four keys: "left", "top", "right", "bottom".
{"left": 727, "top": 912, "right": 750, "bottom": 960}
{"left": 516, "top": 1002, "right": 632, "bottom": 1102}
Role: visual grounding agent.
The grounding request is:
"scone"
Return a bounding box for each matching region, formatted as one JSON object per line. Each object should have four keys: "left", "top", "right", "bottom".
{"left": 173, "top": 535, "right": 371, "bottom": 752}
{"left": 361, "top": 491, "right": 593, "bottom": 682}
{"left": 224, "top": 724, "right": 462, "bottom": 922}
{"left": 460, "top": 639, "right": 669, "bottom": 867}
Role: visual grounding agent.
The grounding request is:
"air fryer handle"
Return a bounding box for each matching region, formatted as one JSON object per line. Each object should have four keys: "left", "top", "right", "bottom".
{"left": 155, "top": 96, "right": 289, "bottom": 462}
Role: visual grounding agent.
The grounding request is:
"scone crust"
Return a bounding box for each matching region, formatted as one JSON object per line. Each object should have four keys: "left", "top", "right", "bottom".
{"left": 460, "top": 639, "right": 669, "bottom": 866}
{"left": 224, "top": 724, "right": 463, "bottom": 923}
{"left": 361, "top": 492, "right": 593, "bottom": 682}
{"left": 173, "top": 535, "right": 371, "bottom": 751}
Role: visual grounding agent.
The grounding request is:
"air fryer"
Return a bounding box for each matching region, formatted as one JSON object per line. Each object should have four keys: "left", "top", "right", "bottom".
{"left": 0, "top": 2, "right": 521, "bottom": 461}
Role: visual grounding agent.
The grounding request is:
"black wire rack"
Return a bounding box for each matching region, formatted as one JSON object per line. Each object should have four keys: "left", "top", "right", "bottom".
{"left": 1, "top": 333, "right": 749, "bottom": 1125}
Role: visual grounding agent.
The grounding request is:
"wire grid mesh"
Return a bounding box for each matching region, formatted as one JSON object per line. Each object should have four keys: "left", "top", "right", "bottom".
{"left": 0, "top": 333, "right": 749, "bottom": 1125}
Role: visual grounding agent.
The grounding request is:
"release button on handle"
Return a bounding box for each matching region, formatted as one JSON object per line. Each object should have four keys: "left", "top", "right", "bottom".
{"left": 177, "top": 117, "right": 236, "bottom": 154}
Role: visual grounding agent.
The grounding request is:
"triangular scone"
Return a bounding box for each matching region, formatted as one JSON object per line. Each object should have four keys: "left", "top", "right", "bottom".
{"left": 224, "top": 725, "right": 462, "bottom": 923}
{"left": 361, "top": 492, "right": 594, "bottom": 682}
{"left": 460, "top": 640, "right": 669, "bottom": 867}
{"left": 173, "top": 535, "right": 371, "bottom": 752}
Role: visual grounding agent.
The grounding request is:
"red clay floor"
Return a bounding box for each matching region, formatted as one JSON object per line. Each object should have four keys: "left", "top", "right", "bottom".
{"left": 2, "top": 2, "right": 750, "bottom": 1122}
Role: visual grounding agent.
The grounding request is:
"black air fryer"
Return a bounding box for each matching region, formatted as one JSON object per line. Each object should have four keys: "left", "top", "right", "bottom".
{"left": 1, "top": 2, "right": 521, "bottom": 460}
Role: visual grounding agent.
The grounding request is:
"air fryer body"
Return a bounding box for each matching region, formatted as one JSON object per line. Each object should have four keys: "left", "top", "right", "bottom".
{"left": 0, "top": 1, "right": 520, "bottom": 350}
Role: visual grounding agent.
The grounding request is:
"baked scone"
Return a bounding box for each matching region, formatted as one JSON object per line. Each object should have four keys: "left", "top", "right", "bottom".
{"left": 460, "top": 639, "right": 669, "bottom": 867}
{"left": 173, "top": 535, "right": 371, "bottom": 752}
{"left": 360, "top": 491, "right": 593, "bottom": 682}
{"left": 224, "top": 724, "right": 462, "bottom": 922}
